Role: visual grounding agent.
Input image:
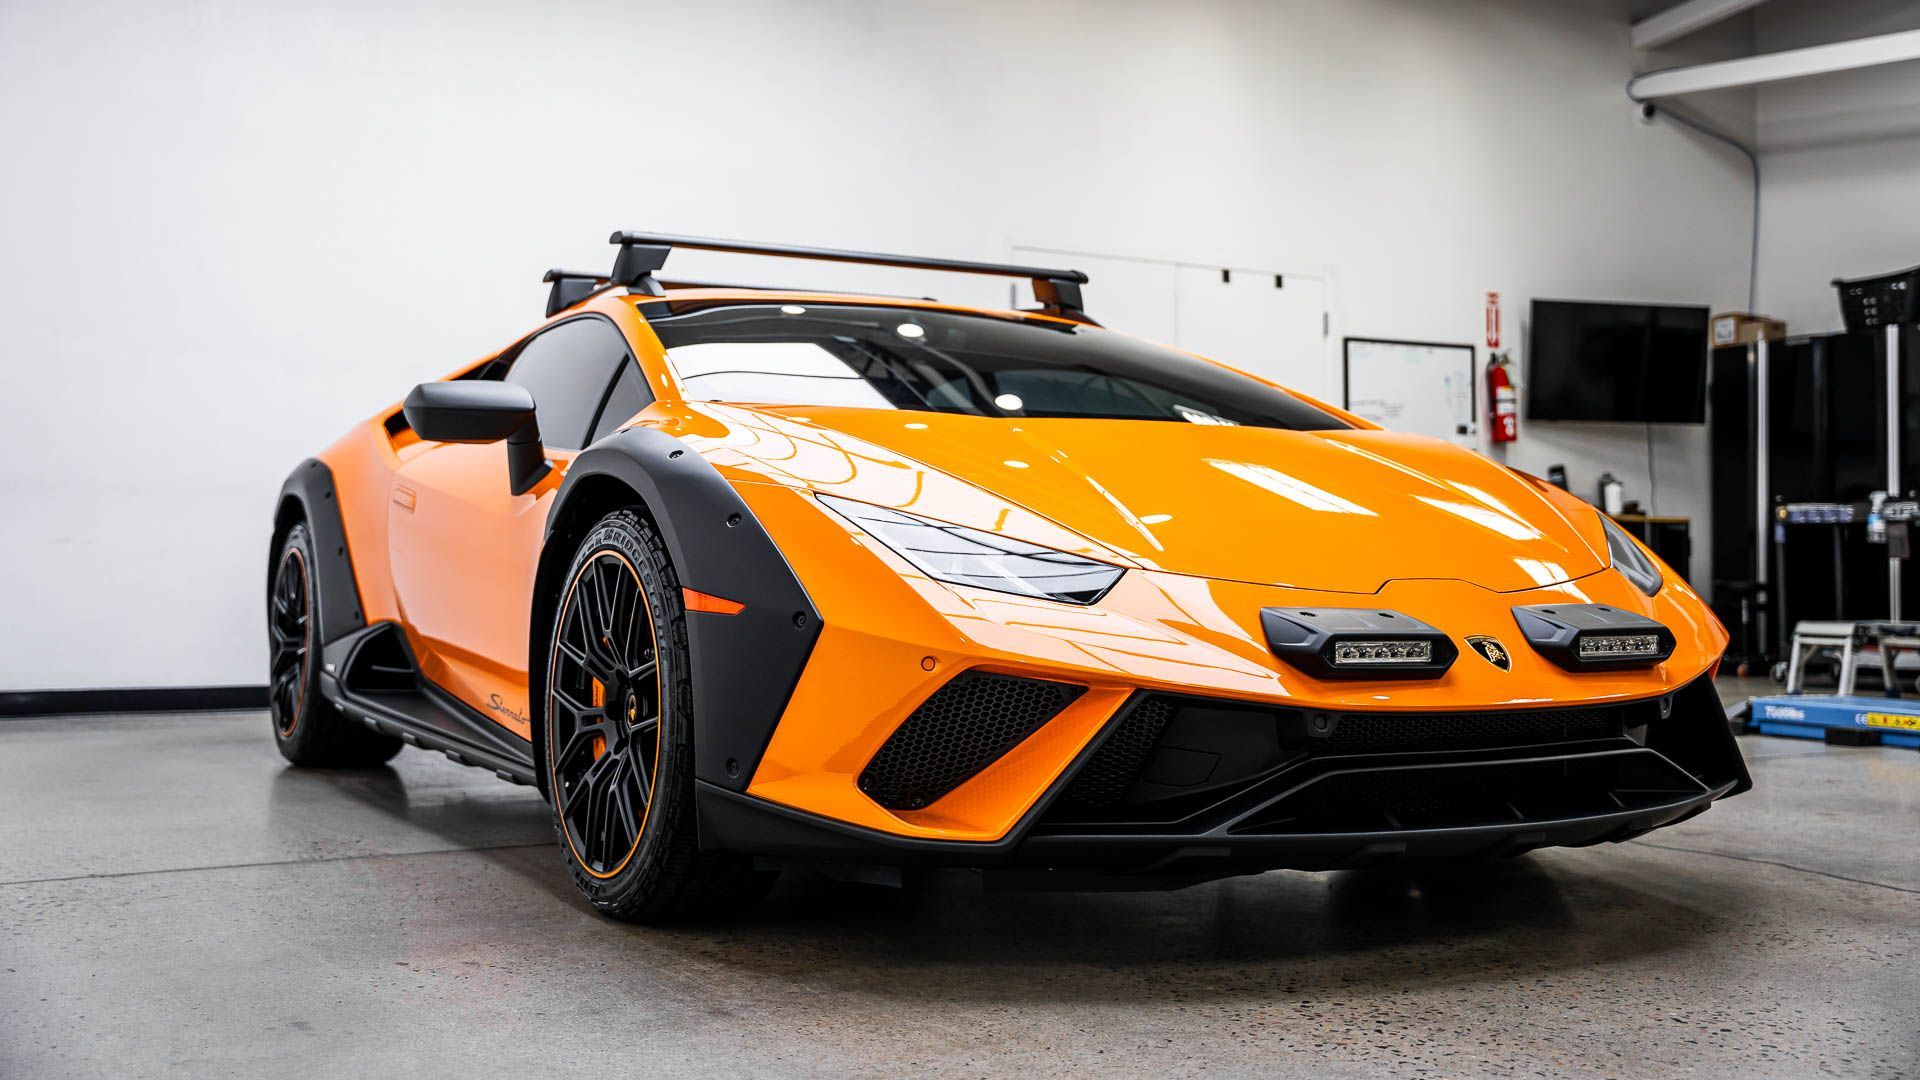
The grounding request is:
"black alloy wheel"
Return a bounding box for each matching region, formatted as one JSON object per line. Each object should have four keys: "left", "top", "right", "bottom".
{"left": 548, "top": 547, "right": 663, "bottom": 880}
{"left": 268, "top": 544, "right": 312, "bottom": 737}
{"left": 267, "top": 521, "right": 401, "bottom": 767}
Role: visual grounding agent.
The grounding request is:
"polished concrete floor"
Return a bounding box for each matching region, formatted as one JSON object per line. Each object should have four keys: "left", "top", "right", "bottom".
{"left": 2, "top": 706, "right": 1915, "bottom": 1078}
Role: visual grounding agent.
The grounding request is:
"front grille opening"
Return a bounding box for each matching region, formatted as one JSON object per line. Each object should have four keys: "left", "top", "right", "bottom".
{"left": 1233, "top": 750, "right": 1707, "bottom": 835}
{"left": 1323, "top": 706, "right": 1626, "bottom": 755}
{"left": 1054, "top": 696, "right": 1300, "bottom": 822}
{"left": 1044, "top": 693, "right": 1642, "bottom": 826}
{"left": 858, "top": 673, "right": 1084, "bottom": 811}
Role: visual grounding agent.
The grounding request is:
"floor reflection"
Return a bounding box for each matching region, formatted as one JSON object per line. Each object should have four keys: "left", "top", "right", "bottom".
{"left": 270, "top": 754, "right": 1728, "bottom": 1007}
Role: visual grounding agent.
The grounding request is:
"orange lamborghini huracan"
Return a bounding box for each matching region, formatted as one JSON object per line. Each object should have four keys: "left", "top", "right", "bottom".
{"left": 268, "top": 232, "right": 1749, "bottom": 920}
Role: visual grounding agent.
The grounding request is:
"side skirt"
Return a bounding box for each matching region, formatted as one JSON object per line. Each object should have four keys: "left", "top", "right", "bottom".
{"left": 317, "top": 623, "right": 537, "bottom": 786}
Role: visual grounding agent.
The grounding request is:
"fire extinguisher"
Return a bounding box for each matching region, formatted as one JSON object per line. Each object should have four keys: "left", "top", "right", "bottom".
{"left": 1487, "top": 350, "right": 1518, "bottom": 443}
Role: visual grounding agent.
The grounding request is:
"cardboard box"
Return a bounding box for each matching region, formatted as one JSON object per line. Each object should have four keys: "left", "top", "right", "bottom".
{"left": 1712, "top": 312, "right": 1786, "bottom": 346}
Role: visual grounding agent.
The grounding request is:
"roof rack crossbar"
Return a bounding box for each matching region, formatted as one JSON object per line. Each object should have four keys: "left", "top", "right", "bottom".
{"left": 607, "top": 231, "right": 1093, "bottom": 321}
{"left": 652, "top": 278, "right": 939, "bottom": 302}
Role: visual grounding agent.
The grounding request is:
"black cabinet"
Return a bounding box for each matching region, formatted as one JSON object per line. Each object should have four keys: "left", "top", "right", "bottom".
{"left": 1709, "top": 328, "right": 1919, "bottom": 661}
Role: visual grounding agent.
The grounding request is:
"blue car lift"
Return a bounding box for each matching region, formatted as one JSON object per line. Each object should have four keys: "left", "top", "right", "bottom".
{"left": 1748, "top": 692, "right": 1920, "bottom": 749}
{"left": 1747, "top": 617, "right": 1920, "bottom": 749}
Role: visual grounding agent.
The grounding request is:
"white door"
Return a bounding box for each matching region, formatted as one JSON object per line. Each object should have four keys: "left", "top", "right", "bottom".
{"left": 1012, "top": 246, "right": 1331, "bottom": 400}
{"left": 1173, "top": 266, "right": 1329, "bottom": 400}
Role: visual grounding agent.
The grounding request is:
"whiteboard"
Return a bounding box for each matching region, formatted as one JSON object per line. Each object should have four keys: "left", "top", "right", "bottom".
{"left": 1342, "top": 338, "right": 1477, "bottom": 445}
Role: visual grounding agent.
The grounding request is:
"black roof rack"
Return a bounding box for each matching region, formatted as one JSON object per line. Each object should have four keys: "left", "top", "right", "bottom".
{"left": 542, "top": 268, "right": 611, "bottom": 318}
{"left": 650, "top": 278, "right": 939, "bottom": 302}
{"left": 541, "top": 267, "right": 939, "bottom": 318}
{"left": 604, "top": 231, "right": 1094, "bottom": 322}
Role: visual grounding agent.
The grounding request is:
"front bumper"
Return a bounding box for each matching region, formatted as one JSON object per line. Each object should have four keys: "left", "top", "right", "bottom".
{"left": 722, "top": 479, "right": 1740, "bottom": 856}
{"left": 699, "top": 670, "right": 1749, "bottom": 874}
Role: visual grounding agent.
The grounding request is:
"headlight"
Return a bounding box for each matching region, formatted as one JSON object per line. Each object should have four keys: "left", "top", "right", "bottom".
{"left": 819, "top": 495, "right": 1123, "bottom": 604}
{"left": 1601, "top": 514, "right": 1662, "bottom": 597}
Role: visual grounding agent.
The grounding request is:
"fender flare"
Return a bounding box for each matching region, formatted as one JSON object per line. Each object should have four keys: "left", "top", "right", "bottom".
{"left": 273, "top": 459, "right": 368, "bottom": 648}
{"left": 538, "top": 428, "right": 822, "bottom": 794}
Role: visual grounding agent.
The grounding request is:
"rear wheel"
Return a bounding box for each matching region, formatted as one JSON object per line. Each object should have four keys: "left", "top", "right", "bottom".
{"left": 544, "top": 509, "right": 774, "bottom": 922}
{"left": 268, "top": 522, "right": 402, "bottom": 767}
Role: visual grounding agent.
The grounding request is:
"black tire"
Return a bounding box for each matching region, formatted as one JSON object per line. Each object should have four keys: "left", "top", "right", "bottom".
{"left": 268, "top": 522, "right": 402, "bottom": 767}
{"left": 543, "top": 509, "right": 775, "bottom": 922}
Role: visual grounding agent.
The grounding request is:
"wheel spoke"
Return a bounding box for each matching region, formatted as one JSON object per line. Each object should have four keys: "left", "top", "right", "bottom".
{"left": 554, "top": 722, "right": 610, "bottom": 774}
{"left": 580, "top": 755, "right": 620, "bottom": 866}
{"left": 629, "top": 733, "right": 653, "bottom": 807}
{"left": 560, "top": 751, "right": 607, "bottom": 831}
{"left": 549, "top": 546, "right": 663, "bottom": 876}
{"left": 587, "top": 562, "right": 614, "bottom": 637}
{"left": 555, "top": 638, "right": 595, "bottom": 674}
{"left": 550, "top": 679, "right": 604, "bottom": 726}
{"left": 271, "top": 666, "right": 298, "bottom": 718}
{"left": 578, "top": 572, "right": 621, "bottom": 670}
{"left": 621, "top": 588, "right": 643, "bottom": 668}
{"left": 612, "top": 763, "right": 641, "bottom": 844}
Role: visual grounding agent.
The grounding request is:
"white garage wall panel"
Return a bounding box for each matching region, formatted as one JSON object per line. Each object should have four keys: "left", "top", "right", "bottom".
{"left": 0, "top": 0, "right": 1754, "bottom": 690}
{"left": 1013, "top": 246, "right": 1332, "bottom": 400}
{"left": 1752, "top": 0, "right": 1920, "bottom": 331}
{"left": 1173, "top": 267, "right": 1332, "bottom": 401}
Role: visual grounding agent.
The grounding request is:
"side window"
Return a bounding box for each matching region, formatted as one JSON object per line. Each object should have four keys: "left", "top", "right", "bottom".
{"left": 589, "top": 359, "right": 654, "bottom": 443}
{"left": 502, "top": 318, "right": 631, "bottom": 450}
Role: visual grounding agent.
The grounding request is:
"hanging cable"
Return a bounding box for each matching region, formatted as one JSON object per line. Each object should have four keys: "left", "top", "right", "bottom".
{"left": 1623, "top": 95, "right": 1760, "bottom": 517}
{"left": 1627, "top": 99, "right": 1760, "bottom": 312}
{"left": 1646, "top": 421, "right": 1659, "bottom": 515}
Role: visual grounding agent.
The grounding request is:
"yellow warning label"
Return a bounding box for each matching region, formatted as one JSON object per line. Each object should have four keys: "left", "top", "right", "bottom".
{"left": 1860, "top": 712, "right": 1920, "bottom": 731}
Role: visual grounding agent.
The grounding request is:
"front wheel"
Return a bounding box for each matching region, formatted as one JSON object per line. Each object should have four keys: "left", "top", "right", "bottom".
{"left": 543, "top": 509, "right": 774, "bottom": 922}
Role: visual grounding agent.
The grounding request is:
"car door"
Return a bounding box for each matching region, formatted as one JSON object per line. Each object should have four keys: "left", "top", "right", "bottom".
{"left": 386, "top": 314, "right": 652, "bottom": 733}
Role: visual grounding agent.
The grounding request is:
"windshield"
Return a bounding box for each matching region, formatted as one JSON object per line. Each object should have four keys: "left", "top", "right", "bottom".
{"left": 644, "top": 301, "right": 1349, "bottom": 430}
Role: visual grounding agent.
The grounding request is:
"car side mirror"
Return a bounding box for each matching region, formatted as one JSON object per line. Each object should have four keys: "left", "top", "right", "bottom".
{"left": 402, "top": 381, "right": 553, "bottom": 496}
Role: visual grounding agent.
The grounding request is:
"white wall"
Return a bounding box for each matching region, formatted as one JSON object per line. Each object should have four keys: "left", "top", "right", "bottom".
{"left": 1753, "top": 0, "right": 1920, "bottom": 332}
{"left": 0, "top": 0, "right": 1754, "bottom": 690}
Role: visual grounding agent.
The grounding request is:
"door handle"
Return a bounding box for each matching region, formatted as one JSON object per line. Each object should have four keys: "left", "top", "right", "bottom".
{"left": 392, "top": 485, "right": 417, "bottom": 512}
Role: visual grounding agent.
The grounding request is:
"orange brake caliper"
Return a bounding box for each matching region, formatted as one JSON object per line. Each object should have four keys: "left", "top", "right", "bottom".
{"left": 589, "top": 678, "right": 608, "bottom": 760}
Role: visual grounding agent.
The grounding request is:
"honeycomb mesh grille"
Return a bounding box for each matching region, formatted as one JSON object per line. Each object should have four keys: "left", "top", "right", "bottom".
{"left": 858, "top": 674, "right": 1084, "bottom": 810}
{"left": 1059, "top": 696, "right": 1176, "bottom": 807}
{"left": 1323, "top": 707, "right": 1620, "bottom": 754}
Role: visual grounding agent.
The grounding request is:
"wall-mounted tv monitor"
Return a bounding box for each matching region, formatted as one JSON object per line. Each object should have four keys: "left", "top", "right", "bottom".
{"left": 1527, "top": 299, "right": 1710, "bottom": 423}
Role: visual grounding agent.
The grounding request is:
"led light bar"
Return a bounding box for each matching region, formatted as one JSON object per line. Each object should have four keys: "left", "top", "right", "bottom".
{"left": 1261, "top": 608, "right": 1458, "bottom": 679}
{"left": 1576, "top": 634, "right": 1663, "bottom": 660}
{"left": 1511, "top": 604, "right": 1676, "bottom": 671}
{"left": 1331, "top": 640, "right": 1434, "bottom": 665}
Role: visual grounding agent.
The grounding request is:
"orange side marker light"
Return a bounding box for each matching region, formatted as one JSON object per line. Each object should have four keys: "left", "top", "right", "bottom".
{"left": 682, "top": 588, "right": 746, "bottom": 615}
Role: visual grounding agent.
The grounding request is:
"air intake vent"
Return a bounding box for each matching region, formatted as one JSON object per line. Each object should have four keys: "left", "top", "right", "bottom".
{"left": 1060, "top": 696, "right": 1176, "bottom": 806}
{"left": 858, "top": 673, "right": 1084, "bottom": 810}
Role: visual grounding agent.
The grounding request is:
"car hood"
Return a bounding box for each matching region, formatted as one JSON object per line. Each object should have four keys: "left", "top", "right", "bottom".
{"left": 690, "top": 404, "right": 1611, "bottom": 594}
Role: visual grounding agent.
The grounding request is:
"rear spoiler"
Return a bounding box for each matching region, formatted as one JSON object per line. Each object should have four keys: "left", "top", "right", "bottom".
{"left": 598, "top": 231, "right": 1093, "bottom": 323}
